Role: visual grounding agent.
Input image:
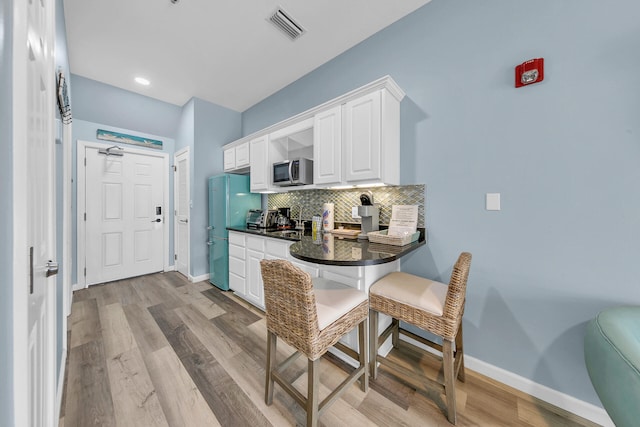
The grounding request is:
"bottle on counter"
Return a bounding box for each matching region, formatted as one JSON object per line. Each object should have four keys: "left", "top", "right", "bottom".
{"left": 322, "top": 203, "right": 334, "bottom": 231}
{"left": 312, "top": 215, "right": 322, "bottom": 242}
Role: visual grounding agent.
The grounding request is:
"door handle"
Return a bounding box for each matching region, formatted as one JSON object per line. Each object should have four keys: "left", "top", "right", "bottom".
{"left": 151, "top": 218, "right": 162, "bottom": 223}
{"left": 46, "top": 260, "right": 59, "bottom": 277}
{"left": 179, "top": 219, "right": 188, "bottom": 223}
{"left": 207, "top": 240, "right": 213, "bottom": 246}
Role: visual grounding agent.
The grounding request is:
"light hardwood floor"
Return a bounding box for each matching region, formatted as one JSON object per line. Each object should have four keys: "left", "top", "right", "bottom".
{"left": 59, "top": 272, "right": 599, "bottom": 427}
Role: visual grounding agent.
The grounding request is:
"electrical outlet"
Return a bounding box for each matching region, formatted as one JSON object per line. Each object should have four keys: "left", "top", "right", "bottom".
{"left": 351, "top": 206, "right": 360, "bottom": 219}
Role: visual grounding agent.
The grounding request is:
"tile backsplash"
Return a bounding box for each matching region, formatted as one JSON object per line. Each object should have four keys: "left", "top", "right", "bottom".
{"left": 267, "top": 185, "right": 425, "bottom": 227}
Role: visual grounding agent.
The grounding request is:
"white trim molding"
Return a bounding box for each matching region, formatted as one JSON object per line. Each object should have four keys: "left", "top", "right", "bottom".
{"left": 190, "top": 273, "right": 210, "bottom": 283}
{"left": 464, "top": 356, "right": 613, "bottom": 427}
{"left": 399, "top": 334, "right": 613, "bottom": 426}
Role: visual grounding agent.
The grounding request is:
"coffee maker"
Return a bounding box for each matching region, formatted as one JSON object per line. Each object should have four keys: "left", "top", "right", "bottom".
{"left": 276, "top": 207, "right": 292, "bottom": 228}
{"left": 357, "top": 192, "right": 379, "bottom": 239}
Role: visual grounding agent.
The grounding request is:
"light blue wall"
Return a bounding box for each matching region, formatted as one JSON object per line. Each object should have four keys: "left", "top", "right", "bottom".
{"left": 241, "top": 0, "right": 640, "bottom": 407}
{"left": 0, "top": 0, "right": 14, "bottom": 424}
{"left": 71, "top": 74, "right": 182, "bottom": 138}
{"left": 72, "top": 120, "right": 176, "bottom": 284}
{"left": 190, "top": 98, "right": 242, "bottom": 277}
{"left": 176, "top": 98, "right": 195, "bottom": 153}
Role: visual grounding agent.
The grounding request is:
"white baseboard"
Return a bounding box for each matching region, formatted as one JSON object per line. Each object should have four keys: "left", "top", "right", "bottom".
{"left": 465, "top": 356, "right": 613, "bottom": 427}
{"left": 190, "top": 273, "right": 210, "bottom": 283}
{"left": 55, "top": 347, "right": 67, "bottom": 423}
{"left": 399, "top": 334, "right": 613, "bottom": 427}
{"left": 164, "top": 265, "right": 176, "bottom": 272}
{"left": 71, "top": 282, "right": 84, "bottom": 292}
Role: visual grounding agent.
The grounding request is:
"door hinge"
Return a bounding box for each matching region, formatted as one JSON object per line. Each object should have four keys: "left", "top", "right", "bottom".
{"left": 172, "top": 165, "right": 177, "bottom": 172}
{"left": 174, "top": 254, "right": 177, "bottom": 261}
{"left": 84, "top": 157, "right": 86, "bottom": 166}
{"left": 84, "top": 212, "right": 86, "bottom": 221}
{"left": 83, "top": 267, "right": 86, "bottom": 277}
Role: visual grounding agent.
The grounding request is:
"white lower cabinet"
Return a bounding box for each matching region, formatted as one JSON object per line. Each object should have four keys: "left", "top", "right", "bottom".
{"left": 246, "top": 249, "right": 265, "bottom": 308}
{"left": 228, "top": 232, "right": 246, "bottom": 295}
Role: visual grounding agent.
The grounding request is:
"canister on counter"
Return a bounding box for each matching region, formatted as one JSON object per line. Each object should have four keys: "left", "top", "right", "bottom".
{"left": 322, "top": 203, "right": 334, "bottom": 231}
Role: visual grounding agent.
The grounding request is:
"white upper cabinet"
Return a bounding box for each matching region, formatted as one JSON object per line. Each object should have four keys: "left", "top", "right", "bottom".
{"left": 223, "top": 141, "right": 250, "bottom": 173}
{"left": 223, "top": 76, "right": 405, "bottom": 192}
{"left": 343, "top": 89, "right": 400, "bottom": 186}
{"left": 250, "top": 135, "right": 270, "bottom": 192}
{"left": 313, "top": 105, "right": 342, "bottom": 185}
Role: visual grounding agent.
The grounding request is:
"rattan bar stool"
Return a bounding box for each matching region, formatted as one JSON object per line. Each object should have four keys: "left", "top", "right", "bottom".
{"left": 369, "top": 252, "right": 472, "bottom": 425}
{"left": 260, "top": 259, "right": 369, "bottom": 427}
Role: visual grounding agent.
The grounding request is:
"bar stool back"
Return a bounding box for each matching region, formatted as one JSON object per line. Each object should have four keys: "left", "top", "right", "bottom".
{"left": 369, "top": 252, "right": 472, "bottom": 424}
{"left": 260, "top": 259, "right": 369, "bottom": 427}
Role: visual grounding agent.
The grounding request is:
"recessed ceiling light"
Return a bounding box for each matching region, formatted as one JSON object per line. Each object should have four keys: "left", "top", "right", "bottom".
{"left": 135, "top": 77, "right": 150, "bottom": 86}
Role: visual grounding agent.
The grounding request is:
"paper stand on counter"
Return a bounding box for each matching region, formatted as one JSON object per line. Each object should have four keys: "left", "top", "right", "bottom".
{"left": 387, "top": 205, "right": 418, "bottom": 237}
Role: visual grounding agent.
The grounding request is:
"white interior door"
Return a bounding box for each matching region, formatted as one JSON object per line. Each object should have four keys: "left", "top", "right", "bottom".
{"left": 174, "top": 148, "right": 190, "bottom": 278}
{"left": 13, "top": 0, "right": 58, "bottom": 424}
{"left": 83, "top": 146, "right": 165, "bottom": 286}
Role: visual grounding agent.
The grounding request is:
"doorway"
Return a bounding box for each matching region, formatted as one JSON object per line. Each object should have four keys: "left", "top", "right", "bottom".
{"left": 174, "top": 147, "right": 190, "bottom": 279}
{"left": 77, "top": 141, "right": 170, "bottom": 287}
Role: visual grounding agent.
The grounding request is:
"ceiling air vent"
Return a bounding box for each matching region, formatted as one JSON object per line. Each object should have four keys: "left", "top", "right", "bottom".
{"left": 269, "top": 7, "right": 306, "bottom": 41}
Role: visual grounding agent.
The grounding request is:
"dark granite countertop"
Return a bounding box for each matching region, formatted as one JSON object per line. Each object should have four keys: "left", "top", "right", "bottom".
{"left": 227, "top": 226, "right": 426, "bottom": 266}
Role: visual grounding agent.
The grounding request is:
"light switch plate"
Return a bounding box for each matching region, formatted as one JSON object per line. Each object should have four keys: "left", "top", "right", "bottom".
{"left": 486, "top": 193, "right": 501, "bottom": 211}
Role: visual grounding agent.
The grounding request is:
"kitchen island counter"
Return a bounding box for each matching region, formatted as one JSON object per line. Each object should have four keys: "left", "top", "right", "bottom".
{"left": 227, "top": 226, "right": 425, "bottom": 266}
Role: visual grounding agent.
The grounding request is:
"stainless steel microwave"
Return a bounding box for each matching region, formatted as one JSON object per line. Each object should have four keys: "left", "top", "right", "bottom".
{"left": 272, "top": 158, "right": 313, "bottom": 186}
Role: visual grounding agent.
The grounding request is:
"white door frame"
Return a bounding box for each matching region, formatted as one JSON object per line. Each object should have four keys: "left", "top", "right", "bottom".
{"left": 174, "top": 147, "right": 190, "bottom": 278}
{"left": 77, "top": 140, "right": 170, "bottom": 288}
{"left": 62, "top": 121, "right": 73, "bottom": 317}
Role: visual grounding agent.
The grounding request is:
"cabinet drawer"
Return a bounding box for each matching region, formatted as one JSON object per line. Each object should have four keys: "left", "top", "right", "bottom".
{"left": 246, "top": 236, "right": 265, "bottom": 251}
{"left": 265, "top": 239, "right": 290, "bottom": 259}
{"left": 229, "top": 257, "right": 245, "bottom": 276}
{"left": 229, "top": 244, "right": 245, "bottom": 260}
{"left": 229, "top": 232, "right": 245, "bottom": 246}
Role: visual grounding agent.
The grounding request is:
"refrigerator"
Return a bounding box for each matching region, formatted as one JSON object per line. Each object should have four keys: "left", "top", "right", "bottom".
{"left": 208, "top": 174, "right": 261, "bottom": 290}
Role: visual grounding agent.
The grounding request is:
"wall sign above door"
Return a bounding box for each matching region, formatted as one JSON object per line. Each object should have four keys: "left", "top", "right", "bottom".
{"left": 96, "top": 129, "right": 163, "bottom": 150}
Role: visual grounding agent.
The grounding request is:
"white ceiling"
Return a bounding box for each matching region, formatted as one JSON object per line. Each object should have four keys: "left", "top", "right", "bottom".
{"left": 63, "top": 0, "right": 431, "bottom": 112}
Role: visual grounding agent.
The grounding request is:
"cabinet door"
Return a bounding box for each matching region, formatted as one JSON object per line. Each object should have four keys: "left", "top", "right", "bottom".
{"left": 313, "top": 106, "right": 342, "bottom": 185}
{"left": 223, "top": 147, "right": 236, "bottom": 171}
{"left": 250, "top": 135, "right": 269, "bottom": 192}
{"left": 344, "top": 91, "right": 382, "bottom": 183}
{"left": 235, "top": 142, "right": 250, "bottom": 168}
{"left": 246, "top": 249, "right": 265, "bottom": 308}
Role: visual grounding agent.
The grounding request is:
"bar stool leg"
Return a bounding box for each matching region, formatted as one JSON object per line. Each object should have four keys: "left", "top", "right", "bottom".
{"left": 358, "top": 319, "right": 368, "bottom": 392}
{"left": 455, "top": 324, "right": 465, "bottom": 382}
{"left": 265, "top": 331, "right": 276, "bottom": 405}
{"left": 443, "top": 339, "right": 457, "bottom": 425}
{"left": 391, "top": 318, "right": 400, "bottom": 348}
{"left": 369, "top": 309, "right": 379, "bottom": 380}
{"left": 307, "top": 358, "right": 320, "bottom": 427}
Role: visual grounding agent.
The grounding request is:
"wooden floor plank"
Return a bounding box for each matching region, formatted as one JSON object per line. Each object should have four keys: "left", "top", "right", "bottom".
{"left": 123, "top": 303, "right": 170, "bottom": 355}
{"left": 64, "top": 340, "right": 116, "bottom": 427}
{"left": 61, "top": 272, "right": 600, "bottom": 427}
{"left": 145, "top": 346, "right": 222, "bottom": 427}
{"left": 148, "top": 303, "right": 273, "bottom": 427}
{"left": 174, "top": 285, "right": 227, "bottom": 320}
{"left": 106, "top": 347, "right": 170, "bottom": 427}
{"left": 68, "top": 298, "right": 101, "bottom": 349}
{"left": 99, "top": 302, "right": 137, "bottom": 358}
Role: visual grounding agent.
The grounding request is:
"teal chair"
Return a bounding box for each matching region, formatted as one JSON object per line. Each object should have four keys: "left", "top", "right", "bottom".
{"left": 584, "top": 306, "right": 640, "bottom": 427}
